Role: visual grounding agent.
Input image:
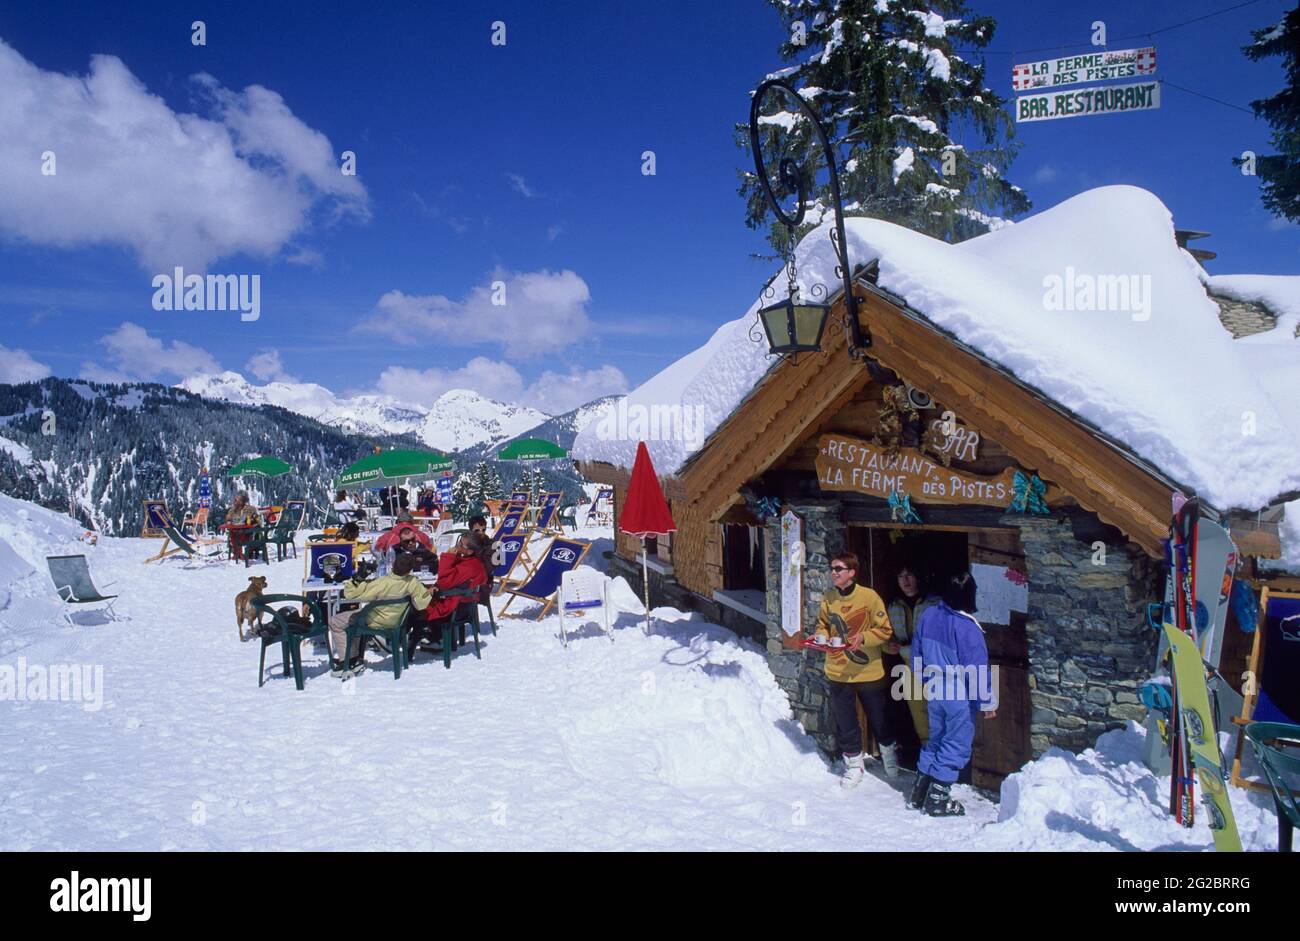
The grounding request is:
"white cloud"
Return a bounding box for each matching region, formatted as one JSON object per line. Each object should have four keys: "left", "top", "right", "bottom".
{"left": 0, "top": 39, "right": 368, "bottom": 271}
{"left": 1033, "top": 165, "right": 1059, "bottom": 184}
{"left": 360, "top": 268, "right": 592, "bottom": 357}
{"left": 80, "top": 322, "right": 221, "bottom": 383}
{"left": 245, "top": 349, "right": 296, "bottom": 383}
{"left": 0, "top": 345, "right": 52, "bottom": 383}
{"left": 506, "top": 173, "right": 535, "bottom": 198}
{"left": 374, "top": 357, "right": 526, "bottom": 407}
{"left": 546, "top": 224, "right": 564, "bottom": 241}
{"left": 372, "top": 357, "right": 627, "bottom": 414}
{"left": 286, "top": 246, "right": 325, "bottom": 268}
{"left": 524, "top": 365, "right": 629, "bottom": 414}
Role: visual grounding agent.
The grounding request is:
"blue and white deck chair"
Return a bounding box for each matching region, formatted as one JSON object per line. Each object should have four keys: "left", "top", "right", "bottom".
{"left": 490, "top": 501, "right": 529, "bottom": 543}
{"left": 533, "top": 491, "right": 564, "bottom": 533}
{"left": 491, "top": 530, "right": 536, "bottom": 589}
{"left": 558, "top": 568, "right": 612, "bottom": 647}
{"left": 143, "top": 503, "right": 225, "bottom": 566}
{"left": 498, "top": 537, "right": 592, "bottom": 619}
{"left": 47, "top": 554, "right": 121, "bottom": 624}
{"left": 585, "top": 487, "right": 614, "bottom": 525}
{"left": 509, "top": 491, "right": 529, "bottom": 503}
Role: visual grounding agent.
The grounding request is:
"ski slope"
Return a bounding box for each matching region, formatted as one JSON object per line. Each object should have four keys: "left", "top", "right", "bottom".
{"left": 0, "top": 494, "right": 1280, "bottom": 851}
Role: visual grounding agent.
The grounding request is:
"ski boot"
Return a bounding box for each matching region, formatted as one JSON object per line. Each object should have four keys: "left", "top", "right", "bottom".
{"left": 839, "top": 753, "right": 866, "bottom": 789}
{"left": 329, "top": 658, "right": 349, "bottom": 678}
{"left": 906, "top": 772, "right": 933, "bottom": 810}
{"left": 923, "top": 780, "right": 965, "bottom": 817}
{"left": 878, "top": 743, "right": 900, "bottom": 778}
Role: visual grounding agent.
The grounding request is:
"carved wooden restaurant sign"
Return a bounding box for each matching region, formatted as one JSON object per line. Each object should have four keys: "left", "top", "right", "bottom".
{"left": 815, "top": 433, "right": 1018, "bottom": 507}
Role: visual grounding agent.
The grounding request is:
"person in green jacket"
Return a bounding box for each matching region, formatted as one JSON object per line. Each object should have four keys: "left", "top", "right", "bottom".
{"left": 327, "top": 553, "right": 432, "bottom": 677}
{"left": 886, "top": 565, "right": 937, "bottom": 742}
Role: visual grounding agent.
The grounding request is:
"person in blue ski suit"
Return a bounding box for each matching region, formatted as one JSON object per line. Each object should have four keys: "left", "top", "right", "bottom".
{"left": 908, "top": 571, "right": 997, "bottom": 816}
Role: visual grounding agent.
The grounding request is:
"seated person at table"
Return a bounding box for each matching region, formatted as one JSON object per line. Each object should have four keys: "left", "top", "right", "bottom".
{"left": 333, "top": 490, "right": 366, "bottom": 522}
{"left": 373, "top": 515, "right": 432, "bottom": 554}
{"left": 393, "top": 524, "right": 437, "bottom": 572}
{"left": 406, "top": 532, "right": 490, "bottom": 661}
{"left": 328, "top": 553, "right": 432, "bottom": 678}
{"left": 225, "top": 491, "right": 260, "bottom": 527}
{"left": 416, "top": 488, "right": 436, "bottom": 516}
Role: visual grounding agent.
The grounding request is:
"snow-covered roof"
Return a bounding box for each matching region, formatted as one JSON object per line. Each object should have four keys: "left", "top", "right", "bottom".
{"left": 573, "top": 186, "right": 1300, "bottom": 513}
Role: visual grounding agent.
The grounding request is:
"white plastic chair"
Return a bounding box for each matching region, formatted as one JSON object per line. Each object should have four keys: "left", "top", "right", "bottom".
{"left": 558, "top": 568, "right": 613, "bottom": 647}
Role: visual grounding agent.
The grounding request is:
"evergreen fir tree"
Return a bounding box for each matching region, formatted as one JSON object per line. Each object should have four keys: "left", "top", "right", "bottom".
{"left": 1238, "top": 5, "right": 1300, "bottom": 221}
{"left": 739, "top": 0, "right": 1029, "bottom": 249}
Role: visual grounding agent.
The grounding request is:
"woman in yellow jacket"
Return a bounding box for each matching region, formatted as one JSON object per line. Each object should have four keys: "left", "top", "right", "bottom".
{"left": 794, "top": 552, "right": 899, "bottom": 788}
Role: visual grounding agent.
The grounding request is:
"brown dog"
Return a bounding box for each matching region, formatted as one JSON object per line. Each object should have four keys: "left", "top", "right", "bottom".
{"left": 235, "top": 575, "right": 269, "bottom": 642}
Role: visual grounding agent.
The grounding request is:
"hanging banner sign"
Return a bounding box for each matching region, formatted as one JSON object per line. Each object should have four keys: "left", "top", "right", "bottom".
{"left": 1016, "top": 80, "right": 1160, "bottom": 123}
{"left": 815, "top": 434, "right": 1019, "bottom": 507}
{"left": 780, "top": 510, "right": 803, "bottom": 638}
{"left": 1012, "top": 46, "right": 1156, "bottom": 91}
{"left": 435, "top": 473, "right": 453, "bottom": 504}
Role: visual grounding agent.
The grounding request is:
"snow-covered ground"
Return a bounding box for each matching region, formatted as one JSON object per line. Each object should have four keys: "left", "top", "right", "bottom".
{"left": 0, "top": 494, "right": 1280, "bottom": 851}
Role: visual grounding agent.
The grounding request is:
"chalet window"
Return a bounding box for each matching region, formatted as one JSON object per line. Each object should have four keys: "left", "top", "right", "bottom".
{"left": 722, "top": 523, "right": 766, "bottom": 592}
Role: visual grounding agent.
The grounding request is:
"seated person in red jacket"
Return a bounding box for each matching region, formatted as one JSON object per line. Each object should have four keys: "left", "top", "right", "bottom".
{"left": 373, "top": 516, "right": 431, "bottom": 554}
{"left": 407, "top": 532, "right": 489, "bottom": 661}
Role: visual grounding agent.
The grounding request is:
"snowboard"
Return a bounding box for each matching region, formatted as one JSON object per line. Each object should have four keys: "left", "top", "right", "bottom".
{"left": 1162, "top": 623, "right": 1243, "bottom": 852}
{"left": 1195, "top": 518, "right": 1237, "bottom": 669}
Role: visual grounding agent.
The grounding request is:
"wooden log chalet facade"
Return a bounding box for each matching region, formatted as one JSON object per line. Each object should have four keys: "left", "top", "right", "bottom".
{"left": 579, "top": 277, "right": 1289, "bottom": 789}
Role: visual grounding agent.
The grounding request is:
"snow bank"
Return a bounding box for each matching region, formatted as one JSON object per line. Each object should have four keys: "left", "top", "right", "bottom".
{"left": 990, "top": 724, "right": 1279, "bottom": 851}
{"left": 574, "top": 186, "right": 1299, "bottom": 512}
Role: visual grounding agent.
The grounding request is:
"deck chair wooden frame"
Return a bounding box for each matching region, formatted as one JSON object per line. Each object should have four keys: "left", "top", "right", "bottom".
{"left": 182, "top": 506, "right": 210, "bottom": 535}
{"left": 585, "top": 487, "right": 614, "bottom": 526}
{"left": 489, "top": 501, "right": 529, "bottom": 542}
{"left": 1231, "top": 587, "right": 1300, "bottom": 792}
{"left": 533, "top": 491, "right": 565, "bottom": 533}
{"left": 498, "top": 537, "right": 592, "bottom": 619}
{"left": 491, "top": 528, "right": 540, "bottom": 594}
{"left": 143, "top": 505, "right": 225, "bottom": 565}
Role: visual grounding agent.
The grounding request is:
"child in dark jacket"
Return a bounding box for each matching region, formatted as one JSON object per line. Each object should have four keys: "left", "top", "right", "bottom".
{"left": 908, "top": 571, "right": 997, "bottom": 817}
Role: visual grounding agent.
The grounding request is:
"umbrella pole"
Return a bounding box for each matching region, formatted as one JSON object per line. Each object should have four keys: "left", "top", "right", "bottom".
{"left": 641, "top": 539, "right": 652, "bottom": 636}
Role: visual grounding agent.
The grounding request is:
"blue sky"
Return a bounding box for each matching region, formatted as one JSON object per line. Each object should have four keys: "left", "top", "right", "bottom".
{"left": 0, "top": 0, "right": 1294, "bottom": 413}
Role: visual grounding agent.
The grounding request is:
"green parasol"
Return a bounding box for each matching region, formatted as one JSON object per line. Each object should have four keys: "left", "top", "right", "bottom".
{"left": 334, "top": 449, "right": 455, "bottom": 489}
{"left": 496, "top": 438, "right": 568, "bottom": 461}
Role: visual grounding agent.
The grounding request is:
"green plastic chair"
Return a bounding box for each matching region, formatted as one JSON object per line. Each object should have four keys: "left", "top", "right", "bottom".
{"left": 345, "top": 598, "right": 414, "bottom": 679}
{"left": 267, "top": 515, "right": 298, "bottom": 561}
{"left": 557, "top": 504, "right": 578, "bottom": 532}
{"left": 1245, "top": 721, "right": 1300, "bottom": 853}
{"left": 438, "top": 585, "right": 483, "bottom": 669}
{"left": 250, "top": 594, "right": 328, "bottom": 690}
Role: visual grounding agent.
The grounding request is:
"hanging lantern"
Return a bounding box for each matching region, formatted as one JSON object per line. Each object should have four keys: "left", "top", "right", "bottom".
{"left": 758, "top": 295, "right": 830, "bottom": 355}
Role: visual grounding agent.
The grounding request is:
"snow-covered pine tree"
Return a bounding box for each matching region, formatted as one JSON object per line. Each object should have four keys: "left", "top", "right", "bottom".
{"left": 476, "top": 461, "right": 504, "bottom": 502}
{"left": 740, "top": 0, "right": 1029, "bottom": 248}
{"left": 522, "top": 465, "right": 547, "bottom": 502}
{"left": 1238, "top": 5, "right": 1300, "bottom": 222}
{"left": 450, "top": 471, "right": 476, "bottom": 522}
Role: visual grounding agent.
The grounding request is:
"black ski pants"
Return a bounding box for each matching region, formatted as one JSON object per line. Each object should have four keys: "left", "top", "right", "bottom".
{"left": 828, "top": 676, "right": 896, "bottom": 756}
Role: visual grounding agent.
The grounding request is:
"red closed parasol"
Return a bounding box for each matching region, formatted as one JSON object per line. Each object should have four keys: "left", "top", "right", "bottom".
{"left": 619, "top": 441, "right": 676, "bottom": 633}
